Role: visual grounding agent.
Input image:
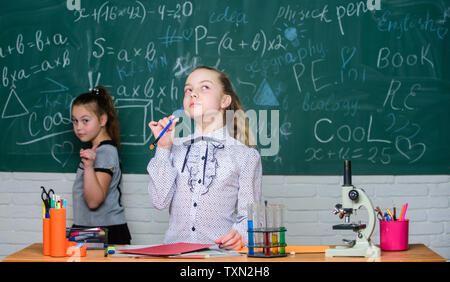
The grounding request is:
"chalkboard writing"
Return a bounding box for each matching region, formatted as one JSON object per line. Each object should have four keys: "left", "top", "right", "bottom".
{"left": 1, "top": 0, "right": 449, "bottom": 175}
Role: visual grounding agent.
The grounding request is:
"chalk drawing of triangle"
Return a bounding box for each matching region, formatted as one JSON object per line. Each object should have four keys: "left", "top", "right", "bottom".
{"left": 253, "top": 79, "right": 279, "bottom": 106}
{"left": 2, "top": 88, "right": 29, "bottom": 119}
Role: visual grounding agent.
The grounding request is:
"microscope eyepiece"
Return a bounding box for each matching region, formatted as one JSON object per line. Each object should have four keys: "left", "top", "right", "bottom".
{"left": 343, "top": 160, "right": 352, "bottom": 186}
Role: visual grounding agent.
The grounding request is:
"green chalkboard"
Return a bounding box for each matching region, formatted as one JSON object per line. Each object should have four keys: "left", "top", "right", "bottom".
{"left": 1, "top": 0, "right": 449, "bottom": 175}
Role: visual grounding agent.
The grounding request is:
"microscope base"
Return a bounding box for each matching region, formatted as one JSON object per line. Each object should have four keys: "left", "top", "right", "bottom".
{"left": 325, "top": 240, "right": 380, "bottom": 258}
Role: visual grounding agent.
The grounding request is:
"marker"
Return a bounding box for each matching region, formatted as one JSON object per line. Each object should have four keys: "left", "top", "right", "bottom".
{"left": 149, "top": 107, "right": 183, "bottom": 150}
{"left": 402, "top": 203, "right": 408, "bottom": 220}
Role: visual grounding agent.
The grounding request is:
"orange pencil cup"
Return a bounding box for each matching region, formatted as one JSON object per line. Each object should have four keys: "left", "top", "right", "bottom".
{"left": 43, "top": 217, "right": 51, "bottom": 255}
{"left": 50, "top": 208, "right": 67, "bottom": 257}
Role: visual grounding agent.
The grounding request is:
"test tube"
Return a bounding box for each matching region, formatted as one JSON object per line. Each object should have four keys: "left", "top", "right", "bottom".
{"left": 278, "top": 204, "right": 286, "bottom": 255}
{"left": 247, "top": 203, "right": 254, "bottom": 256}
{"left": 255, "top": 203, "right": 265, "bottom": 255}
{"left": 264, "top": 201, "right": 271, "bottom": 256}
{"left": 271, "top": 205, "right": 279, "bottom": 255}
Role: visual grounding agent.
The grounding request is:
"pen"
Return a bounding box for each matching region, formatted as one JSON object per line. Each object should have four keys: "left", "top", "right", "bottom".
{"left": 168, "top": 255, "right": 210, "bottom": 259}
{"left": 149, "top": 107, "right": 183, "bottom": 150}
{"left": 70, "top": 228, "right": 101, "bottom": 236}
{"left": 72, "top": 234, "right": 98, "bottom": 241}
{"left": 393, "top": 206, "right": 397, "bottom": 221}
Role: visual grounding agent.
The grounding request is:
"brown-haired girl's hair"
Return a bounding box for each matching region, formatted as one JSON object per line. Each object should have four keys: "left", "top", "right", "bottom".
{"left": 72, "top": 86, "right": 121, "bottom": 149}
{"left": 193, "top": 66, "right": 255, "bottom": 147}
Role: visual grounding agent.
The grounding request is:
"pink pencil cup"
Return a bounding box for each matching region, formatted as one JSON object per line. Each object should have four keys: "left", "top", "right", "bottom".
{"left": 379, "top": 219, "right": 409, "bottom": 251}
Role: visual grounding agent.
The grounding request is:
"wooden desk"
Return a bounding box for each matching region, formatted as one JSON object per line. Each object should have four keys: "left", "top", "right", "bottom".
{"left": 2, "top": 243, "right": 445, "bottom": 262}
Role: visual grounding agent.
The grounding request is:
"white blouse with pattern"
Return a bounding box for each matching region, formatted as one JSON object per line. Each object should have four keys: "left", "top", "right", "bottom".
{"left": 147, "top": 126, "right": 262, "bottom": 244}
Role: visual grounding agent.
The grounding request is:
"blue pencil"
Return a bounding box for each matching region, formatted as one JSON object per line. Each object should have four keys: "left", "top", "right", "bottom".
{"left": 149, "top": 107, "right": 183, "bottom": 150}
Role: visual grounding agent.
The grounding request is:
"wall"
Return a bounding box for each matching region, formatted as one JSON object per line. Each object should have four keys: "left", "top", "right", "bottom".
{"left": 0, "top": 172, "right": 449, "bottom": 261}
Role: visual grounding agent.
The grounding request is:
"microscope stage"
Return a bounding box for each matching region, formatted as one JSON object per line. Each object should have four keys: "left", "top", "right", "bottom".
{"left": 332, "top": 223, "right": 366, "bottom": 231}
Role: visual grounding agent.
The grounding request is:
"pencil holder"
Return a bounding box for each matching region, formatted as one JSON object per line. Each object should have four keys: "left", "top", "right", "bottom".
{"left": 379, "top": 219, "right": 409, "bottom": 251}
{"left": 42, "top": 217, "right": 50, "bottom": 255}
{"left": 50, "top": 208, "right": 67, "bottom": 257}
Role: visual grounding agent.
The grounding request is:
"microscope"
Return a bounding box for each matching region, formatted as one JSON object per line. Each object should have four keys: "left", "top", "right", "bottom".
{"left": 325, "top": 160, "right": 380, "bottom": 257}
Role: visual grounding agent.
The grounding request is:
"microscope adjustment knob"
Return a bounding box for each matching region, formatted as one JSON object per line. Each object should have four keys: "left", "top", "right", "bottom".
{"left": 348, "top": 189, "right": 359, "bottom": 201}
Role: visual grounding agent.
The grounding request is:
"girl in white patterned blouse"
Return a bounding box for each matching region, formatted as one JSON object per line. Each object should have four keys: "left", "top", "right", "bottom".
{"left": 147, "top": 66, "right": 262, "bottom": 250}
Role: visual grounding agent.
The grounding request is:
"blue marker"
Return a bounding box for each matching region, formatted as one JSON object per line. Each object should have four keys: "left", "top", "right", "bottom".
{"left": 149, "top": 107, "right": 183, "bottom": 150}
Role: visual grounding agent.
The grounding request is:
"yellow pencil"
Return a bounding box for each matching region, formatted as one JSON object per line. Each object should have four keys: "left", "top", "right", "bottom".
{"left": 386, "top": 208, "right": 393, "bottom": 220}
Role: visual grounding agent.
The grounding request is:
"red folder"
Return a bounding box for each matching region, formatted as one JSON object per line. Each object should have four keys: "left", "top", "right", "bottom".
{"left": 119, "top": 242, "right": 215, "bottom": 256}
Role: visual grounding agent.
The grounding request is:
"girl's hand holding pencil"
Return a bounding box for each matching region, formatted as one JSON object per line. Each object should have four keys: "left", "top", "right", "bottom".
{"left": 148, "top": 107, "right": 183, "bottom": 150}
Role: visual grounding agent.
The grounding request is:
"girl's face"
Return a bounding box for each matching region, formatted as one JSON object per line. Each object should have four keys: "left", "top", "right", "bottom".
{"left": 71, "top": 104, "right": 107, "bottom": 144}
{"left": 183, "top": 68, "right": 231, "bottom": 122}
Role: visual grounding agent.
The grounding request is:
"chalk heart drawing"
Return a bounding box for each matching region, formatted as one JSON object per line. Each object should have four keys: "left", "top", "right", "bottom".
{"left": 395, "top": 136, "right": 426, "bottom": 164}
{"left": 51, "top": 141, "right": 74, "bottom": 167}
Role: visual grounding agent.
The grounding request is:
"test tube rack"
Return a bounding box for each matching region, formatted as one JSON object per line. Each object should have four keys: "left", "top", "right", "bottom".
{"left": 247, "top": 227, "right": 287, "bottom": 258}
